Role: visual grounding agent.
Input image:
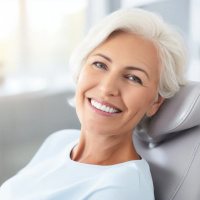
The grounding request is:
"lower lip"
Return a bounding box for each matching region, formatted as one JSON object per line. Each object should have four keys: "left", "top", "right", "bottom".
{"left": 88, "top": 98, "right": 120, "bottom": 117}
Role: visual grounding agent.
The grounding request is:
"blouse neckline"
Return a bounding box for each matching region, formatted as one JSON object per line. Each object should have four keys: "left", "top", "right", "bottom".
{"left": 66, "top": 139, "right": 145, "bottom": 169}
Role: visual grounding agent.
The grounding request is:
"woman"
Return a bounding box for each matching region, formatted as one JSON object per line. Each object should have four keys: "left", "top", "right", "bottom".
{"left": 0, "top": 8, "right": 186, "bottom": 200}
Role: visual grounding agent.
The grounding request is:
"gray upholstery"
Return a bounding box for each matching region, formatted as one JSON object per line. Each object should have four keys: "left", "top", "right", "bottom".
{"left": 134, "top": 81, "right": 200, "bottom": 200}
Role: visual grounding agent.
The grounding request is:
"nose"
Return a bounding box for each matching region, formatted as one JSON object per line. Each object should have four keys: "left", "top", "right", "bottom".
{"left": 98, "top": 73, "right": 120, "bottom": 97}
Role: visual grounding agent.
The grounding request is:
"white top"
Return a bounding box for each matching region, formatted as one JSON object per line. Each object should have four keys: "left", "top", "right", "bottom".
{"left": 0, "top": 129, "right": 155, "bottom": 200}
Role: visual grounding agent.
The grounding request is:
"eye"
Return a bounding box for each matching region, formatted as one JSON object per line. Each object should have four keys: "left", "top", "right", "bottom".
{"left": 93, "top": 61, "right": 107, "bottom": 70}
{"left": 126, "top": 74, "right": 143, "bottom": 85}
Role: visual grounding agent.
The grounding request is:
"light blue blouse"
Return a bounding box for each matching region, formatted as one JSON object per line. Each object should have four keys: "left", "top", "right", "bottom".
{"left": 0, "top": 129, "right": 155, "bottom": 200}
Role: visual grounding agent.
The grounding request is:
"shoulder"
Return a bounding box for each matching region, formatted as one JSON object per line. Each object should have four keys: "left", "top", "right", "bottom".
{"left": 27, "top": 129, "right": 80, "bottom": 166}
{"left": 89, "top": 160, "right": 154, "bottom": 200}
{"left": 37, "top": 129, "right": 80, "bottom": 153}
{"left": 103, "top": 160, "right": 153, "bottom": 186}
{"left": 43, "top": 129, "right": 80, "bottom": 146}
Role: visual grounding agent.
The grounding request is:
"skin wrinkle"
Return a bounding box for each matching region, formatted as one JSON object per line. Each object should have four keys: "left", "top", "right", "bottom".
{"left": 72, "top": 31, "right": 164, "bottom": 166}
{"left": 92, "top": 53, "right": 150, "bottom": 80}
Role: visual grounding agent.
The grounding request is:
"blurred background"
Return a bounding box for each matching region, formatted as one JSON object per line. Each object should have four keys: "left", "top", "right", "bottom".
{"left": 0, "top": 0, "right": 200, "bottom": 184}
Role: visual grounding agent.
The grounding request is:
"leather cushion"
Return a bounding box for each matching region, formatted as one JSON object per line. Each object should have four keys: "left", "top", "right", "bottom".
{"left": 136, "top": 81, "right": 200, "bottom": 143}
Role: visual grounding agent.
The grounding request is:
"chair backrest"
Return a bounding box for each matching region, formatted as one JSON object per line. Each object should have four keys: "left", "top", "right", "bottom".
{"left": 133, "top": 81, "right": 200, "bottom": 200}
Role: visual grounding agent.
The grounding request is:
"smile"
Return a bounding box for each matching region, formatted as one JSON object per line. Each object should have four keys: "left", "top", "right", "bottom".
{"left": 90, "top": 98, "right": 122, "bottom": 114}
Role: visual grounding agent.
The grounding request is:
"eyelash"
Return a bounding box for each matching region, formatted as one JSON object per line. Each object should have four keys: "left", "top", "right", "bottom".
{"left": 92, "top": 61, "right": 143, "bottom": 85}
{"left": 93, "top": 61, "right": 107, "bottom": 70}
{"left": 125, "top": 74, "right": 143, "bottom": 85}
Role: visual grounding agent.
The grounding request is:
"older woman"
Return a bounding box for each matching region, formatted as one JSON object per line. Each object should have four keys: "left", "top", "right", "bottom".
{"left": 0, "top": 8, "right": 186, "bottom": 200}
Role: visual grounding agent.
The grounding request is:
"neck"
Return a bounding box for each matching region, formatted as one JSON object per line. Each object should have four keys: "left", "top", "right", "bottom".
{"left": 71, "top": 130, "right": 140, "bottom": 165}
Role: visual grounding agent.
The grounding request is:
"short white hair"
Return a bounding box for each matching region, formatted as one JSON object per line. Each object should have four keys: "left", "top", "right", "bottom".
{"left": 69, "top": 8, "right": 187, "bottom": 98}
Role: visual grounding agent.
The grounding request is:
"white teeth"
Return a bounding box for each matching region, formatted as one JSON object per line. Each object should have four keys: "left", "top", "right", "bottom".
{"left": 90, "top": 99, "right": 120, "bottom": 113}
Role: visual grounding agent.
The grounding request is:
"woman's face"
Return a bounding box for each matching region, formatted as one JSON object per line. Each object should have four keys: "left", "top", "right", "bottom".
{"left": 75, "top": 31, "right": 164, "bottom": 136}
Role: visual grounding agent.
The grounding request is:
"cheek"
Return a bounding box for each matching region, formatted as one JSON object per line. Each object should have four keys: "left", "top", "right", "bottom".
{"left": 124, "top": 89, "right": 156, "bottom": 113}
{"left": 76, "top": 70, "right": 90, "bottom": 97}
{"left": 75, "top": 75, "right": 87, "bottom": 121}
{"left": 74, "top": 87, "right": 82, "bottom": 123}
{"left": 76, "top": 66, "right": 101, "bottom": 100}
{"left": 77, "top": 67, "right": 95, "bottom": 88}
{"left": 75, "top": 70, "right": 95, "bottom": 121}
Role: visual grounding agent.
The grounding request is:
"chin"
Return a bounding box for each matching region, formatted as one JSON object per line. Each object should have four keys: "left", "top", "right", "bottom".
{"left": 82, "top": 123, "right": 117, "bottom": 136}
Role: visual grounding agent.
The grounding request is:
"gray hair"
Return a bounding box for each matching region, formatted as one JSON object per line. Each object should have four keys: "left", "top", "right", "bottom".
{"left": 69, "top": 8, "right": 187, "bottom": 98}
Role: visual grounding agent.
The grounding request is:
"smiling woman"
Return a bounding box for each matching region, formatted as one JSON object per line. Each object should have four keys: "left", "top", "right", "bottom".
{"left": 75, "top": 31, "right": 163, "bottom": 141}
{"left": 0, "top": 8, "right": 187, "bottom": 200}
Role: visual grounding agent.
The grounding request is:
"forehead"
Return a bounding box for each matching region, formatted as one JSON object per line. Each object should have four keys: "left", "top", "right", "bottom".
{"left": 89, "top": 31, "right": 161, "bottom": 77}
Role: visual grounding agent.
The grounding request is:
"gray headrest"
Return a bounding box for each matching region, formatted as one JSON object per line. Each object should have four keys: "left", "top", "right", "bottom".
{"left": 136, "top": 81, "right": 200, "bottom": 144}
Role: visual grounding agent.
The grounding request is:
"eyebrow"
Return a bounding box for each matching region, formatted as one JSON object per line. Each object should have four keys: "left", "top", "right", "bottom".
{"left": 94, "top": 53, "right": 112, "bottom": 63}
{"left": 93, "top": 53, "right": 150, "bottom": 80}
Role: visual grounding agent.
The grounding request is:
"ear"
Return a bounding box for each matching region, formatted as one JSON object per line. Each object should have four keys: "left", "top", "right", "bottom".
{"left": 146, "top": 95, "right": 165, "bottom": 117}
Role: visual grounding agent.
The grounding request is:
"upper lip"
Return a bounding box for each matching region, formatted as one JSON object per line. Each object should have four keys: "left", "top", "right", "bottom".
{"left": 89, "top": 98, "right": 122, "bottom": 112}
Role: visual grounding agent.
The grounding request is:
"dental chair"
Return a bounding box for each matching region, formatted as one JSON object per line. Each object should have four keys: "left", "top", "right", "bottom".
{"left": 134, "top": 81, "right": 200, "bottom": 200}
